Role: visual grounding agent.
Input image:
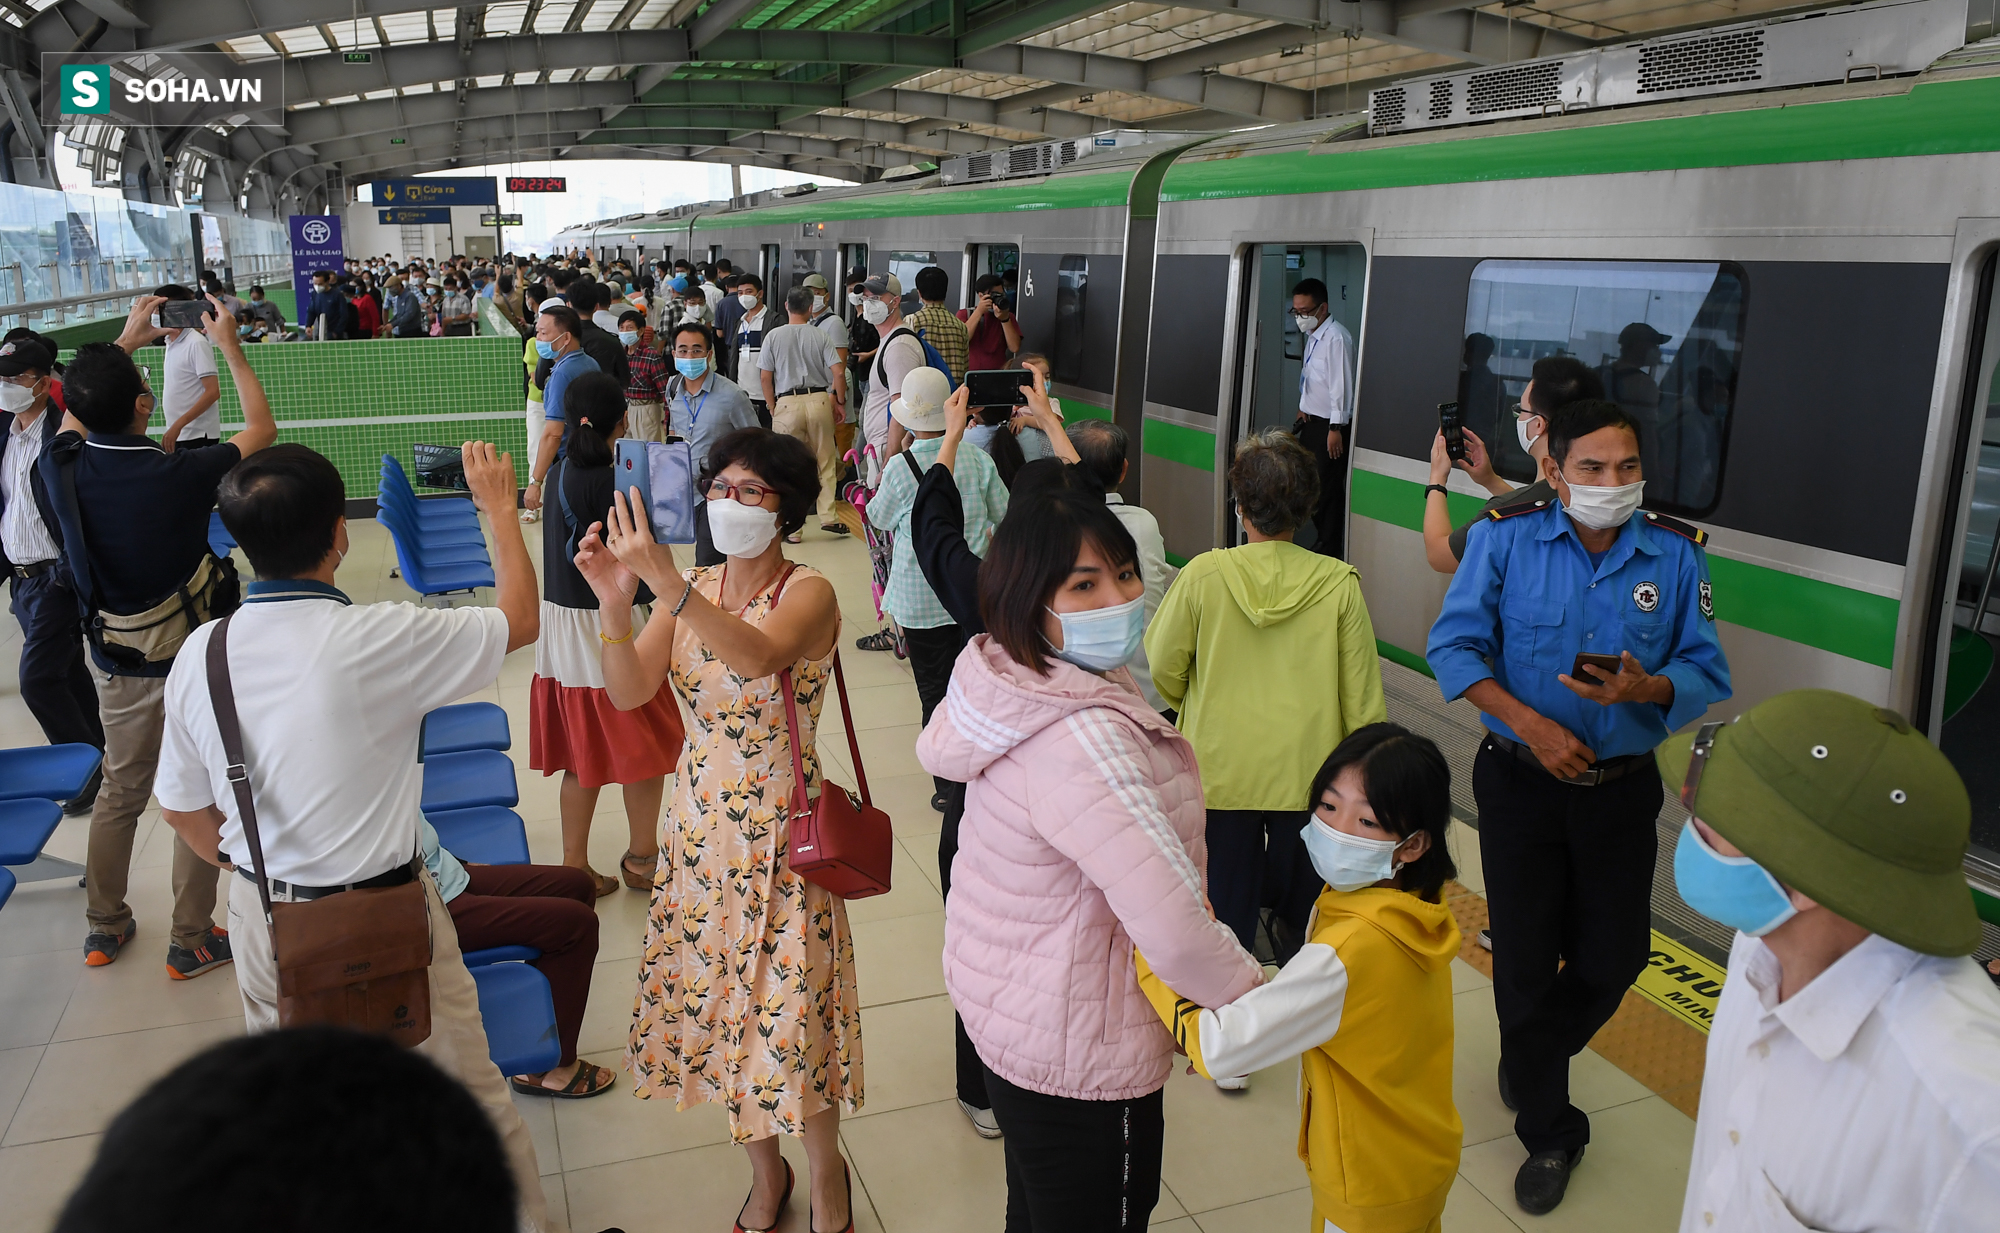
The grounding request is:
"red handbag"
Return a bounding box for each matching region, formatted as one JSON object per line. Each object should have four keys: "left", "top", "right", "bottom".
{"left": 771, "top": 569, "right": 895, "bottom": 899}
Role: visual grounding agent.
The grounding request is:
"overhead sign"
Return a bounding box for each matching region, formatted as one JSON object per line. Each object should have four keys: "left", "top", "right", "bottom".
{"left": 389, "top": 137, "right": 406, "bottom": 144}
{"left": 505, "top": 176, "right": 567, "bottom": 193}
{"left": 43, "top": 52, "right": 284, "bottom": 129}
{"left": 480, "top": 213, "right": 524, "bottom": 227}
{"left": 380, "top": 208, "right": 450, "bottom": 225}
{"left": 372, "top": 177, "right": 497, "bottom": 206}
{"left": 288, "top": 214, "right": 344, "bottom": 329}
{"left": 344, "top": 51, "right": 373, "bottom": 64}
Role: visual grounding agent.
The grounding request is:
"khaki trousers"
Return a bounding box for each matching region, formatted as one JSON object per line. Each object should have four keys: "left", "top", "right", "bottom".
{"left": 229, "top": 870, "right": 555, "bottom": 1233}
{"left": 85, "top": 669, "right": 220, "bottom": 950}
{"left": 773, "top": 390, "right": 839, "bottom": 518}
{"left": 625, "top": 398, "right": 665, "bottom": 444}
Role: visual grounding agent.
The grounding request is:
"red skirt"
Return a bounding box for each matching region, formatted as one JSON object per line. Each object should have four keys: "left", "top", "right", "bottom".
{"left": 528, "top": 602, "right": 686, "bottom": 789}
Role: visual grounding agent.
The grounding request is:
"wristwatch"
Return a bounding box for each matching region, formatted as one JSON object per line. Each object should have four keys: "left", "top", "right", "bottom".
{"left": 1424, "top": 483, "right": 1449, "bottom": 498}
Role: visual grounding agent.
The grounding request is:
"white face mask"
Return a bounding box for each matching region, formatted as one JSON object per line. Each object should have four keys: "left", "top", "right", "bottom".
{"left": 1294, "top": 313, "right": 1320, "bottom": 336}
{"left": 1300, "top": 816, "right": 1406, "bottom": 893}
{"left": 738, "top": 293, "right": 759, "bottom": 310}
{"left": 1560, "top": 476, "right": 1646, "bottom": 531}
{"left": 847, "top": 290, "right": 864, "bottom": 307}
{"left": 706, "top": 497, "right": 780, "bottom": 558}
{"left": 811, "top": 294, "right": 827, "bottom": 312}
{"left": 861, "top": 298, "right": 890, "bottom": 326}
{"left": 1516, "top": 413, "right": 1543, "bottom": 456}
{"left": 0, "top": 381, "right": 36, "bottom": 413}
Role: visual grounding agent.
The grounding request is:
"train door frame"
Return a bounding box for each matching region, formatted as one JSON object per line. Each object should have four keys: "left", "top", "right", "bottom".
{"left": 839, "top": 242, "right": 869, "bottom": 323}
{"left": 959, "top": 241, "right": 1023, "bottom": 309}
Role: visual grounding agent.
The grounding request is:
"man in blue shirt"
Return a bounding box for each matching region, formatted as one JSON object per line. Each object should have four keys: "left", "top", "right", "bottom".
{"left": 524, "top": 303, "right": 598, "bottom": 517}
{"left": 1426, "top": 399, "right": 1730, "bottom": 1216}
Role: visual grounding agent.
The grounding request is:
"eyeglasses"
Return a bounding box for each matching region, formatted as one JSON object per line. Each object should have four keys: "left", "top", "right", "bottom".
{"left": 704, "top": 479, "right": 774, "bottom": 505}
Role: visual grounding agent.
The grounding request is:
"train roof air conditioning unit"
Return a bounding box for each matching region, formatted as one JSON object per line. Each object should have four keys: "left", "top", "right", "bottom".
{"left": 938, "top": 129, "right": 1188, "bottom": 185}
{"left": 1366, "top": 0, "right": 1970, "bottom": 137}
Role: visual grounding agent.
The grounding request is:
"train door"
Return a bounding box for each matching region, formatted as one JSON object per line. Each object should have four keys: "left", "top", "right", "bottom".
{"left": 1231, "top": 244, "right": 1366, "bottom": 550}
{"left": 1928, "top": 251, "right": 2000, "bottom": 874}
{"left": 962, "top": 243, "right": 1020, "bottom": 306}
{"left": 760, "top": 244, "right": 780, "bottom": 287}
{"left": 840, "top": 243, "right": 868, "bottom": 322}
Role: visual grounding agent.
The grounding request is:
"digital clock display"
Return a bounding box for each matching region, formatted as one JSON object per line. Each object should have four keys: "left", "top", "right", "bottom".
{"left": 506, "top": 176, "right": 567, "bottom": 193}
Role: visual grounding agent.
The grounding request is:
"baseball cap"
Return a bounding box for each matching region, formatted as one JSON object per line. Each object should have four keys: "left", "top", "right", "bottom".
{"left": 0, "top": 339, "right": 55, "bottom": 378}
{"left": 801, "top": 273, "right": 829, "bottom": 291}
{"left": 1657, "top": 689, "right": 1980, "bottom": 956}
{"left": 1620, "top": 322, "right": 1672, "bottom": 348}
{"left": 863, "top": 273, "right": 901, "bottom": 298}
{"left": 891, "top": 368, "right": 950, "bottom": 433}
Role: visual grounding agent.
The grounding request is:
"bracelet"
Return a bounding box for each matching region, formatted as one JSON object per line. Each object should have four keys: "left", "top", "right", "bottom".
{"left": 1424, "top": 483, "right": 1449, "bottom": 498}
{"left": 598, "top": 626, "right": 633, "bottom": 644}
{"left": 671, "top": 576, "right": 695, "bottom": 616}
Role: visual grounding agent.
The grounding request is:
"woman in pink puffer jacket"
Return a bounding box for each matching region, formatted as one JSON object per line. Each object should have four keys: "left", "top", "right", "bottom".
{"left": 917, "top": 490, "right": 1264, "bottom": 1230}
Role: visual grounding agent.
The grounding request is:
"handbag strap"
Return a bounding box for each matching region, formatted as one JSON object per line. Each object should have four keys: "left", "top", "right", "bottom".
{"left": 204, "top": 617, "right": 277, "bottom": 934}
{"left": 768, "top": 565, "right": 875, "bottom": 811}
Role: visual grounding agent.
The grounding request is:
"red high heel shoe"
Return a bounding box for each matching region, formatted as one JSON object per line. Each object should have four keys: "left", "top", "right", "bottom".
{"left": 810, "top": 1160, "right": 855, "bottom": 1233}
{"left": 732, "top": 1159, "right": 793, "bottom": 1233}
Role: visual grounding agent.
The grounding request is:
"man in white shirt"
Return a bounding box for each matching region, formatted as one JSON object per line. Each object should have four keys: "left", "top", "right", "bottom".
{"left": 1656, "top": 690, "right": 2000, "bottom": 1233}
{"left": 860, "top": 273, "right": 926, "bottom": 481}
{"left": 156, "top": 286, "right": 222, "bottom": 451}
{"left": 1067, "top": 417, "right": 1177, "bottom": 713}
{"left": 760, "top": 285, "right": 848, "bottom": 537}
{"left": 154, "top": 440, "right": 553, "bottom": 1232}
{"left": 1290, "top": 277, "right": 1355, "bottom": 558}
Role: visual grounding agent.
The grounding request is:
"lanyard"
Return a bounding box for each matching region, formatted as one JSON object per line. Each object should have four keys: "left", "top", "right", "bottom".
{"left": 681, "top": 383, "right": 712, "bottom": 427}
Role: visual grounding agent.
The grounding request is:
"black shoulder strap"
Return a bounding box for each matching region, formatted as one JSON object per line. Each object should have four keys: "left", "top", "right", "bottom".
{"left": 205, "top": 617, "right": 275, "bottom": 931}
{"left": 904, "top": 450, "right": 923, "bottom": 483}
{"left": 875, "top": 326, "right": 917, "bottom": 385}
{"left": 1641, "top": 510, "right": 1709, "bottom": 546}
{"left": 553, "top": 457, "right": 582, "bottom": 558}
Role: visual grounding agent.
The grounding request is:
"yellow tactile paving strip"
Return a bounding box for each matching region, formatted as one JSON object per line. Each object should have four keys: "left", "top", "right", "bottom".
{"left": 1445, "top": 879, "right": 1709, "bottom": 1119}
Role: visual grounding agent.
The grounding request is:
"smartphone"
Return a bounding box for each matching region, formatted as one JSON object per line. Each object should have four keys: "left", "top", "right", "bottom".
{"left": 1438, "top": 401, "right": 1465, "bottom": 461}
{"left": 158, "top": 299, "right": 214, "bottom": 330}
{"left": 1571, "top": 652, "right": 1624, "bottom": 680}
{"left": 966, "top": 368, "right": 1033, "bottom": 409}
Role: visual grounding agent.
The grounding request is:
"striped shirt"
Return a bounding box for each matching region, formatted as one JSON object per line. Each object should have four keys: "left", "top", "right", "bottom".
{"left": 624, "top": 347, "right": 667, "bottom": 402}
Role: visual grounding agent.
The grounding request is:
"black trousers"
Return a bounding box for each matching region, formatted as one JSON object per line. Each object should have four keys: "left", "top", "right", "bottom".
{"left": 903, "top": 623, "right": 961, "bottom": 797}
{"left": 983, "top": 1066, "right": 1164, "bottom": 1232}
{"left": 1292, "top": 418, "right": 1349, "bottom": 558}
{"left": 9, "top": 570, "right": 103, "bottom": 751}
{"left": 937, "top": 779, "right": 989, "bottom": 1109}
{"left": 1473, "top": 737, "right": 1661, "bottom": 1154}
{"left": 1205, "top": 808, "right": 1319, "bottom": 965}
{"left": 691, "top": 499, "right": 724, "bottom": 567}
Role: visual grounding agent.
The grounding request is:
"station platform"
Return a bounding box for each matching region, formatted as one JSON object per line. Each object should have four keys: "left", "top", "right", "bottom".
{"left": 0, "top": 515, "right": 1722, "bottom": 1233}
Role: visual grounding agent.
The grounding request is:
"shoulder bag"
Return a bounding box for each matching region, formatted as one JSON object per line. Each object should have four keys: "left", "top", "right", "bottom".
{"left": 207, "top": 617, "right": 434, "bottom": 1045}
{"left": 768, "top": 566, "right": 894, "bottom": 899}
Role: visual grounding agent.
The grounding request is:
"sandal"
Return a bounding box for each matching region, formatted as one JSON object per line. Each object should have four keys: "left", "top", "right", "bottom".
{"left": 589, "top": 871, "right": 619, "bottom": 899}
{"left": 855, "top": 629, "right": 897, "bottom": 653}
{"left": 620, "top": 849, "right": 656, "bottom": 891}
{"left": 820, "top": 522, "right": 849, "bottom": 535}
{"left": 510, "top": 1063, "right": 618, "bottom": 1100}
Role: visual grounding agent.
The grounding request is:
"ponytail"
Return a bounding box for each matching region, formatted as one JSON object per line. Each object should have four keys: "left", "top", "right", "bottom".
{"left": 562, "top": 370, "right": 627, "bottom": 468}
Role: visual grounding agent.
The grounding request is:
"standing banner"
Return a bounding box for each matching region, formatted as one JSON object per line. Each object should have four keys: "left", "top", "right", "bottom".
{"left": 288, "top": 214, "right": 344, "bottom": 334}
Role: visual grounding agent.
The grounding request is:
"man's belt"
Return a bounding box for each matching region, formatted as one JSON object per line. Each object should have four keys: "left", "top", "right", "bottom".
{"left": 779, "top": 385, "right": 828, "bottom": 399}
{"left": 236, "top": 862, "right": 415, "bottom": 901}
{"left": 1487, "top": 732, "right": 1654, "bottom": 787}
{"left": 10, "top": 560, "right": 56, "bottom": 579}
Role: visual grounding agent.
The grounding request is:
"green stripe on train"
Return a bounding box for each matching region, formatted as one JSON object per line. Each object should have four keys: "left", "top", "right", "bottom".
{"left": 1064, "top": 398, "right": 1113, "bottom": 422}
{"left": 1349, "top": 469, "right": 1899, "bottom": 669}
{"left": 1144, "top": 419, "right": 1215, "bottom": 472}
{"left": 1160, "top": 75, "right": 2000, "bottom": 203}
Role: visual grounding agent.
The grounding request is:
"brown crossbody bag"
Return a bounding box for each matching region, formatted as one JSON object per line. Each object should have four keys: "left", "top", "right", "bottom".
{"left": 206, "top": 616, "right": 434, "bottom": 1046}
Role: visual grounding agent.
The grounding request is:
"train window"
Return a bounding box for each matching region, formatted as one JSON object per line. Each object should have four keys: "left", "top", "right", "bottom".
{"left": 791, "top": 247, "right": 823, "bottom": 289}
{"left": 1464, "top": 259, "right": 1747, "bottom": 515}
{"left": 888, "top": 250, "right": 935, "bottom": 316}
{"left": 1055, "top": 256, "right": 1088, "bottom": 385}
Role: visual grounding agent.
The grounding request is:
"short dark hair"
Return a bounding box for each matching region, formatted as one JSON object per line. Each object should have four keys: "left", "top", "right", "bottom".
{"left": 720, "top": 274, "right": 740, "bottom": 290}
{"left": 1290, "top": 277, "right": 1328, "bottom": 307}
{"left": 217, "top": 444, "right": 347, "bottom": 579}
{"left": 670, "top": 321, "right": 714, "bottom": 352}
{"left": 63, "top": 343, "right": 148, "bottom": 435}
{"left": 155, "top": 283, "right": 195, "bottom": 301}
{"left": 247, "top": 284, "right": 265, "bottom": 297}
{"left": 1307, "top": 723, "right": 1458, "bottom": 900}
{"left": 845, "top": 266, "right": 868, "bottom": 287}
{"left": 562, "top": 371, "right": 628, "bottom": 468}
{"left": 914, "top": 266, "right": 948, "bottom": 302}
{"left": 1525, "top": 355, "right": 1605, "bottom": 416}
{"left": 539, "top": 304, "right": 582, "bottom": 342}
{"left": 974, "top": 273, "right": 1004, "bottom": 294}
{"left": 53, "top": 1027, "right": 515, "bottom": 1233}
{"left": 1229, "top": 428, "right": 1318, "bottom": 536}
{"left": 978, "top": 489, "right": 1139, "bottom": 675}
{"left": 737, "top": 274, "right": 762, "bottom": 293}
{"left": 715, "top": 258, "right": 734, "bottom": 273}
{"left": 784, "top": 285, "right": 814, "bottom": 316}
{"left": 700, "top": 427, "right": 820, "bottom": 536}
{"left": 617, "top": 309, "right": 644, "bottom": 327}
{"left": 1067, "top": 418, "right": 1129, "bottom": 493}
{"left": 1546, "top": 398, "right": 1642, "bottom": 468}
{"left": 548, "top": 266, "right": 578, "bottom": 290}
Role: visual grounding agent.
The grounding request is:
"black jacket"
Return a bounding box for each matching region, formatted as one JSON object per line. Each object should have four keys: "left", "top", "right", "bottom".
{"left": 0, "top": 406, "right": 65, "bottom": 571}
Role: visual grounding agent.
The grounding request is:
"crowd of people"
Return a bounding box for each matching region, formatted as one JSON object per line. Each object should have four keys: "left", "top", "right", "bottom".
{"left": 9, "top": 262, "right": 1998, "bottom": 1233}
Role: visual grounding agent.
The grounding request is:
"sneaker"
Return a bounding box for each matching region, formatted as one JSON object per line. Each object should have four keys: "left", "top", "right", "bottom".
{"left": 855, "top": 629, "right": 897, "bottom": 653}
{"left": 1214, "top": 1075, "right": 1250, "bottom": 1092}
{"left": 1476, "top": 928, "right": 1493, "bottom": 951}
{"left": 63, "top": 766, "right": 103, "bottom": 818}
{"left": 165, "top": 929, "right": 233, "bottom": 981}
{"left": 83, "top": 920, "right": 137, "bottom": 967}
{"left": 957, "top": 1100, "right": 1002, "bottom": 1139}
{"left": 1514, "top": 1147, "right": 1583, "bottom": 1215}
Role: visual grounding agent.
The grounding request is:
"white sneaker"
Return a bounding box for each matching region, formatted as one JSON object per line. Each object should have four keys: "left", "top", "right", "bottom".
{"left": 958, "top": 1099, "right": 1002, "bottom": 1139}
{"left": 1476, "top": 929, "right": 1493, "bottom": 951}
{"left": 1214, "top": 1075, "right": 1250, "bottom": 1092}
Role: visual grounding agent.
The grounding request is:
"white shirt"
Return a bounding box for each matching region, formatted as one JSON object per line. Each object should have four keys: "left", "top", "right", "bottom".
{"left": 700, "top": 282, "right": 724, "bottom": 309}
{"left": 1679, "top": 931, "right": 2000, "bottom": 1233}
{"left": 154, "top": 589, "right": 512, "bottom": 886}
{"left": 1104, "top": 493, "right": 1177, "bottom": 712}
{"left": 1298, "top": 316, "right": 1355, "bottom": 425}
{"left": 0, "top": 408, "right": 57, "bottom": 565}
{"left": 161, "top": 328, "right": 220, "bottom": 441}
{"left": 591, "top": 309, "right": 621, "bottom": 333}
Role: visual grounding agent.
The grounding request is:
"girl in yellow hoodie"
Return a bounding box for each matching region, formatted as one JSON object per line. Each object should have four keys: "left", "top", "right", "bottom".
{"left": 1139, "top": 723, "right": 1463, "bottom": 1233}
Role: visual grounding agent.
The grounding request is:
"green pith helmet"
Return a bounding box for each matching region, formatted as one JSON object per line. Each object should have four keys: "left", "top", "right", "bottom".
{"left": 1657, "top": 688, "right": 1979, "bottom": 956}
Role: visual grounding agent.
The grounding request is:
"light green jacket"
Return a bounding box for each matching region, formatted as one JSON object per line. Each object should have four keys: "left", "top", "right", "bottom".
{"left": 1146, "top": 539, "right": 1387, "bottom": 811}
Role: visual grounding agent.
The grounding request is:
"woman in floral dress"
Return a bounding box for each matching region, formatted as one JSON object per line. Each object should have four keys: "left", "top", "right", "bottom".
{"left": 575, "top": 426, "right": 860, "bottom": 1233}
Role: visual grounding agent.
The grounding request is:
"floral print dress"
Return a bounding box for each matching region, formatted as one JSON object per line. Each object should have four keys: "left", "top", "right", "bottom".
{"left": 626, "top": 562, "right": 864, "bottom": 1141}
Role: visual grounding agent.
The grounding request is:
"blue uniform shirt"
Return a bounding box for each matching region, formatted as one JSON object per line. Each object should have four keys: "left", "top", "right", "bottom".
{"left": 1426, "top": 500, "right": 1731, "bottom": 760}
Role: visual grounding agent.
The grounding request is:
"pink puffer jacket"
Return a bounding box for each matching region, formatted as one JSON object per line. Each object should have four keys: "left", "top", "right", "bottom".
{"left": 917, "top": 635, "right": 1264, "bottom": 1101}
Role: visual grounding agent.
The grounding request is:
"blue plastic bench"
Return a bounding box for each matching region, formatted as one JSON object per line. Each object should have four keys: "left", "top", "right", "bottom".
{"left": 425, "top": 806, "right": 530, "bottom": 866}
{"left": 420, "top": 702, "right": 511, "bottom": 759}
{"left": 0, "top": 744, "right": 103, "bottom": 804}
{"left": 468, "top": 960, "right": 560, "bottom": 1075}
{"left": 420, "top": 750, "right": 519, "bottom": 813}
{"left": 0, "top": 798, "right": 64, "bottom": 865}
{"left": 0, "top": 866, "right": 15, "bottom": 911}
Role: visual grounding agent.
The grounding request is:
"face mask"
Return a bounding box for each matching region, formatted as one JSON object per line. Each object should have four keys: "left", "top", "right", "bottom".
{"left": 1300, "top": 816, "right": 1405, "bottom": 893}
{"left": 706, "top": 497, "right": 779, "bottom": 557}
{"left": 1516, "top": 413, "right": 1543, "bottom": 456}
{"left": 861, "top": 298, "right": 890, "bottom": 326}
{"left": 1046, "top": 595, "right": 1144, "bottom": 672}
{"left": 675, "top": 356, "right": 707, "bottom": 379}
{"left": 847, "top": 291, "right": 864, "bottom": 307}
{"left": 535, "top": 338, "right": 558, "bottom": 360}
{"left": 812, "top": 295, "right": 827, "bottom": 312}
{"left": 1294, "top": 313, "right": 1320, "bottom": 335}
{"left": 1559, "top": 476, "right": 1645, "bottom": 531}
{"left": 1672, "top": 820, "right": 1798, "bottom": 937}
{"left": 619, "top": 330, "right": 639, "bottom": 347}
{"left": 738, "top": 293, "right": 759, "bottom": 310}
{"left": 0, "top": 382, "right": 35, "bottom": 413}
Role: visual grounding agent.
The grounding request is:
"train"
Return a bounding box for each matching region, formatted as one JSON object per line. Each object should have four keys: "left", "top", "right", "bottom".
{"left": 559, "top": 0, "right": 2000, "bottom": 920}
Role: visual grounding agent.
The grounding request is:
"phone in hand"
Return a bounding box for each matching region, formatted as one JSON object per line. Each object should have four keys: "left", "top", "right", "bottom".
{"left": 1438, "top": 401, "right": 1465, "bottom": 461}
{"left": 966, "top": 368, "right": 1033, "bottom": 410}
{"left": 158, "top": 299, "right": 215, "bottom": 330}
{"left": 1571, "top": 652, "right": 1624, "bottom": 681}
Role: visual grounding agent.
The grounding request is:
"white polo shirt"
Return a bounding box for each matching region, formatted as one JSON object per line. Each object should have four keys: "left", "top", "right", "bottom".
{"left": 155, "top": 581, "right": 512, "bottom": 886}
{"left": 1298, "top": 315, "right": 1355, "bottom": 426}
{"left": 161, "top": 328, "right": 221, "bottom": 442}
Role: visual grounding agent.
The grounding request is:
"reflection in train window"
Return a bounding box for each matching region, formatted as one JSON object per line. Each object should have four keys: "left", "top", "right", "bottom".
{"left": 889, "top": 250, "right": 936, "bottom": 316}
{"left": 1464, "top": 259, "right": 1747, "bottom": 515}
{"left": 1055, "top": 256, "right": 1088, "bottom": 384}
{"left": 790, "top": 247, "right": 823, "bottom": 289}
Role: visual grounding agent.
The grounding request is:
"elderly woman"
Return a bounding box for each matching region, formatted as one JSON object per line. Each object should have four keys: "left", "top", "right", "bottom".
{"left": 574, "top": 427, "right": 857, "bottom": 1233}
{"left": 1144, "top": 428, "right": 1387, "bottom": 1072}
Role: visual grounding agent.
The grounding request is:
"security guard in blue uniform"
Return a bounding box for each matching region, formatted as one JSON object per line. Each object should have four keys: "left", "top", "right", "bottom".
{"left": 1427, "top": 399, "right": 1731, "bottom": 1216}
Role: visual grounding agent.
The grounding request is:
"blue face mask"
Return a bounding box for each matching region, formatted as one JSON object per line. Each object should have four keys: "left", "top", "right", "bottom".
{"left": 535, "top": 338, "right": 558, "bottom": 361}
{"left": 1672, "top": 820, "right": 1798, "bottom": 937}
{"left": 675, "top": 356, "right": 708, "bottom": 379}
{"left": 1300, "top": 816, "right": 1404, "bottom": 892}
{"left": 1046, "top": 595, "right": 1144, "bottom": 672}
{"left": 618, "top": 330, "right": 639, "bottom": 347}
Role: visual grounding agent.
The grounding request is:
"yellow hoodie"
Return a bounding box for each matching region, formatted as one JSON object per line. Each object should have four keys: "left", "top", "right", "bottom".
{"left": 1139, "top": 886, "right": 1462, "bottom": 1233}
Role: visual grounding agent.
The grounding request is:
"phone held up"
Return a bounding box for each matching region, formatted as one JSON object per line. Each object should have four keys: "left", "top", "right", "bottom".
{"left": 966, "top": 368, "right": 1033, "bottom": 410}
{"left": 158, "top": 299, "right": 215, "bottom": 331}
{"left": 1438, "top": 401, "right": 1465, "bottom": 462}
{"left": 1571, "top": 652, "right": 1624, "bottom": 681}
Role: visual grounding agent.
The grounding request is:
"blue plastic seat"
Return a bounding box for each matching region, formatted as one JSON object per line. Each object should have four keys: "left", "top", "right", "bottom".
{"left": 0, "top": 866, "right": 14, "bottom": 911}
{"left": 377, "top": 480, "right": 483, "bottom": 531}
{"left": 378, "top": 508, "right": 490, "bottom": 560}
{"left": 421, "top": 750, "right": 519, "bottom": 812}
{"left": 0, "top": 798, "right": 64, "bottom": 865}
{"left": 426, "top": 805, "right": 530, "bottom": 865}
{"left": 468, "top": 961, "right": 560, "bottom": 1075}
{"left": 381, "top": 457, "right": 483, "bottom": 523}
{"left": 380, "top": 509, "right": 496, "bottom": 597}
{"left": 208, "top": 511, "right": 238, "bottom": 558}
{"left": 421, "top": 702, "right": 511, "bottom": 758}
{"left": 463, "top": 944, "right": 539, "bottom": 967}
{"left": 0, "top": 744, "right": 103, "bottom": 803}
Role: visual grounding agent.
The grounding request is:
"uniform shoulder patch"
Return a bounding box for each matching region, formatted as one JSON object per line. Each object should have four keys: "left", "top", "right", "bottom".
{"left": 1485, "top": 499, "right": 1551, "bottom": 522}
{"left": 1642, "top": 510, "right": 1708, "bottom": 546}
